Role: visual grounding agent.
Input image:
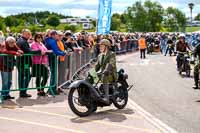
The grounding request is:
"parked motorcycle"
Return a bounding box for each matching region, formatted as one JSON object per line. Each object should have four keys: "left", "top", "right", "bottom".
{"left": 67, "top": 59, "right": 133, "bottom": 117}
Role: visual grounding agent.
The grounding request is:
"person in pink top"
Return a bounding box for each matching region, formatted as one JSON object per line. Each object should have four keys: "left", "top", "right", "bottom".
{"left": 31, "top": 33, "right": 49, "bottom": 96}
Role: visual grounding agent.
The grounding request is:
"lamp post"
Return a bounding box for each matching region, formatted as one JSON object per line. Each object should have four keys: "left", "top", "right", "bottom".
{"left": 188, "top": 3, "right": 194, "bottom": 23}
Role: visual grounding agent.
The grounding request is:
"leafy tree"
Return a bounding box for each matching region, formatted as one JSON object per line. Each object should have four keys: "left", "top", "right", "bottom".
{"left": 4, "top": 17, "right": 13, "bottom": 27}
{"left": 125, "top": 1, "right": 148, "bottom": 31}
{"left": 92, "top": 20, "right": 96, "bottom": 27}
{"left": 165, "top": 7, "right": 186, "bottom": 32}
{"left": 0, "top": 16, "right": 4, "bottom": 30}
{"left": 0, "top": 21, "right": 4, "bottom": 30}
{"left": 4, "top": 16, "right": 19, "bottom": 27}
{"left": 144, "top": 1, "right": 164, "bottom": 31}
{"left": 64, "top": 24, "right": 77, "bottom": 33}
{"left": 195, "top": 14, "right": 200, "bottom": 21}
{"left": 47, "top": 15, "right": 60, "bottom": 27}
{"left": 111, "top": 14, "right": 121, "bottom": 31}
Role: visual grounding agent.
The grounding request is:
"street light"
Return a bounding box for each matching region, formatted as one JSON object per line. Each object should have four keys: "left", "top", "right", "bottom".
{"left": 188, "top": 3, "right": 194, "bottom": 23}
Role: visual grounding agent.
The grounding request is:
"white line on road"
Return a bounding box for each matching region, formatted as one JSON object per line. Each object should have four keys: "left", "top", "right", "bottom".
{"left": 128, "top": 98, "right": 178, "bottom": 133}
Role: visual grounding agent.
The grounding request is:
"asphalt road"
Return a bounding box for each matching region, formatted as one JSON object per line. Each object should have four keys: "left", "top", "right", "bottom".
{"left": 117, "top": 52, "right": 200, "bottom": 133}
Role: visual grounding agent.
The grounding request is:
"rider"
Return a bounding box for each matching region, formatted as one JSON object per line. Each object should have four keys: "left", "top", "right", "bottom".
{"left": 164, "top": 36, "right": 174, "bottom": 56}
{"left": 176, "top": 34, "right": 191, "bottom": 70}
{"left": 95, "top": 39, "right": 117, "bottom": 104}
{"left": 192, "top": 36, "right": 200, "bottom": 89}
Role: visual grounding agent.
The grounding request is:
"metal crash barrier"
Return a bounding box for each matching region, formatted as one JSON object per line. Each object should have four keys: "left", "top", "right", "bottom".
{"left": 0, "top": 53, "right": 57, "bottom": 103}
{"left": 0, "top": 42, "right": 138, "bottom": 103}
{"left": 58, "top": 42, "right": 138, "bottom": 88}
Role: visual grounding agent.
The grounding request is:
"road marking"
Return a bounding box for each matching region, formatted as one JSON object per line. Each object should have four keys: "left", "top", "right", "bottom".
{"left": 0, "top": 105, "right": 142, "bottom": 119}
{"left": 15, "top": 108, "right": 156, "bottom": 133}
{"left": 128, "top": 98, "right": 178, "bottom": 133}
{"left": 117, "top": 52, "right": 177, "bottom": 133}
{"left": 0, "top": 116, "right": 85, "bottom": 133}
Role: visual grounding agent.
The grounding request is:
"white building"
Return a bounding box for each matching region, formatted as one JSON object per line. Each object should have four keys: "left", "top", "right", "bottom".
{"left": 60, "top": 18, "right": 95, "bottom": 29}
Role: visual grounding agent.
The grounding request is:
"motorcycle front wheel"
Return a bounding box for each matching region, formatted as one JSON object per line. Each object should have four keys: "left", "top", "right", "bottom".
{"left": 68, "top": 87, "right": 95, "bottom": 117}
{"left": 113, "top": 81, "right": 128, "bottom": 109}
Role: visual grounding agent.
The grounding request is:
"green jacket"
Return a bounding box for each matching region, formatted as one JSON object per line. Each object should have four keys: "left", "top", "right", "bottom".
{"left": 95, "top": 51, "right": 117, "bottom": 83}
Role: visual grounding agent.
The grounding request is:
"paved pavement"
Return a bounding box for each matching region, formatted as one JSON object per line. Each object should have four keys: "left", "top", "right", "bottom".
{"left": 117, "top": 52, "right": 200, "bottom": 133}
{"left": 0, "top": 92, "right": 162, "bottom": 133}
{"left": 0, "top": 52, "right": 166, "bottom": 133}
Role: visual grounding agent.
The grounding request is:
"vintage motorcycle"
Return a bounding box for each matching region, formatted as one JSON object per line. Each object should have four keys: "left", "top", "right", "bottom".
{"left": 177, "top": 51, "right": 191, "bottom": 77}
{"left": 67, "top": 59, "right": 132, "bottom": 117}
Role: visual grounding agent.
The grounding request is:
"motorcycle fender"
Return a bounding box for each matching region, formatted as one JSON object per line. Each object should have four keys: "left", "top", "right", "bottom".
{"left": 68, "top": 80, "right": 103, "bottom": 101}
{"left": 68, "top": 80, "right": 93, "bottom": 89}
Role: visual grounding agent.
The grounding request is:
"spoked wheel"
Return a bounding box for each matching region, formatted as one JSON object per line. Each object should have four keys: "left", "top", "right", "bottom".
{"left": 186, "top": 65, "right": 191, "bottom": 77}
{"left": 68, "top": 87, "right": 94, "bottom": 117}
{"left": 113, "top": 82, "right": 128, "bottom": 109}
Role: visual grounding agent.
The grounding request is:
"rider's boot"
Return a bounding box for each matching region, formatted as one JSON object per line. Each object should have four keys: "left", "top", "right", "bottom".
{"left": 193, "top": 72, "right": 199, "bottom": 89}
{"left": 102, "top": 84, "right": 110, "bottom": 104}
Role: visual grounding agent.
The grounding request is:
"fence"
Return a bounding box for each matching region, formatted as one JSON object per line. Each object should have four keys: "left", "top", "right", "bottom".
{"left": 0, "top": 53, "right": 57, "bottom": 102}
{"left": 0, "top": 40, "right": 138, "bottom": 103}
{"left": 58, "top": 40, "right": 138, "bottom": 88}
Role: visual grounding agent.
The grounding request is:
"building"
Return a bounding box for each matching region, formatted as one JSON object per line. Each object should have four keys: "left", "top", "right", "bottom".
{"left": 60, "top": 18, "right": 94, "bottom": 29}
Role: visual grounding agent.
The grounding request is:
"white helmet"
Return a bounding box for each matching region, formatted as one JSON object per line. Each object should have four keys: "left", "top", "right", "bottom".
{"left": 179, "top": 33, "right": 185, "bottom": 38}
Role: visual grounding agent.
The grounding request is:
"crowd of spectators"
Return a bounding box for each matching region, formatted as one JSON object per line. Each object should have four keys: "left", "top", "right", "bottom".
{"left": 0, "top": 29, "right": 139, "bottom": 100}
{"left": 1, "top": 29, "right": 200, "bottom": 100}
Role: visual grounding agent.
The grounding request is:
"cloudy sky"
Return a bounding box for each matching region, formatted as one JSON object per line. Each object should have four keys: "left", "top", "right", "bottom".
{"left": 0, "top": 0, "right": 199, "bottom": 18}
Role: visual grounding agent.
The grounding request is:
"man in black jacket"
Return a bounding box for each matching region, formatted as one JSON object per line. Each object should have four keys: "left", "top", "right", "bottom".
{"left": 16, "top": 29, "right": 41, "bottom": 98}
{"left": 193, "top": 36, "right": 200, "bottom": 89}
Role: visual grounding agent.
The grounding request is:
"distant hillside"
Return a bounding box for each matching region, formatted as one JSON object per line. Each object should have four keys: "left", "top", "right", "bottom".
{"left": 4, "top": 11, "right": 73, "bottom": 26}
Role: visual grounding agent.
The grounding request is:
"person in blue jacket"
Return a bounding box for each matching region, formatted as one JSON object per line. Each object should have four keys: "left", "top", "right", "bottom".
{"left": 45, "top": 30, "right": 66, "bottom": 95}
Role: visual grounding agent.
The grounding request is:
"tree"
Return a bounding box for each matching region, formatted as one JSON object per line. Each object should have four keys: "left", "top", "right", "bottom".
{"left": 92, "top": 20, "right": 96, "bottom": 27}
{"left": 144, "top": 1, "right": 164, "bottom": 31}
{"left": 165, "top": 7, "right": 187, "bottom": 32}
{"left": 0, "top": 17, "right": 4, "bottom": 30}
{"left": 47, "top": 15, "right": 60, "bottom": 27}
{"left": 124, "top": 1, "right": 164, "bottom": 32}
{"left": 195, "top": 14, "right": 200, "bottom": 21}
{"left": 120, "top": 14, "right": 128, "bottom": 24}
{"left": 111, "top": 17, "right": 121, "bottom": 31}
{"left": 125, "top": 2, "right": 147, "bottom": 31}
{"left": 64, "top": 24, "right": 77, "bottom": 33}
{"left": 4, "top": 17, "right": 13, "bottom": 27}
{"left": 111, "top": 13, "right": 121, "bottom": 31}
{"left": 0, "top": 21, "right": 4, "bottom": 30}
{"left": 4, "top": 16, "right": 19, "bottom": 27}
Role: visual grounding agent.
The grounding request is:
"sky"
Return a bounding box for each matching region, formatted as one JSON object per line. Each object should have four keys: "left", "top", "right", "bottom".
{"left": 0, "top": 0, "right": 199, "bottom": 18}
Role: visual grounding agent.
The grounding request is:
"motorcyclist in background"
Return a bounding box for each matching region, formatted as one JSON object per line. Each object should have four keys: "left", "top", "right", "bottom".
{"left": 176, "top": 34, "right": 191, "bottom": 70}
{"left": 165, "top": 36, "right": 174, "bottom": 56}
{"left": 192, "top": 36, "right": 200, "bottom": 89}
{"left": 95, "top": 39, "right": 117, "bottom": 104}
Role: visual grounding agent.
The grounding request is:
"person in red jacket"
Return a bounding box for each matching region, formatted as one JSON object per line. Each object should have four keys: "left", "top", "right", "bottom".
{"left": 0, "top": 37, "right": 23, "bottom": 100}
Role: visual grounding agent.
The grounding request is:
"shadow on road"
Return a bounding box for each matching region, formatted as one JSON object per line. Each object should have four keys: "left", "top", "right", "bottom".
{"left": 0, "top": 93, "right": 68, "bottom": 108}
{"left": 70, "top": 108, "right": 135, "bottom": 123}
{"left": 195, "top": 100, "right": 200, "bottom": 102}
